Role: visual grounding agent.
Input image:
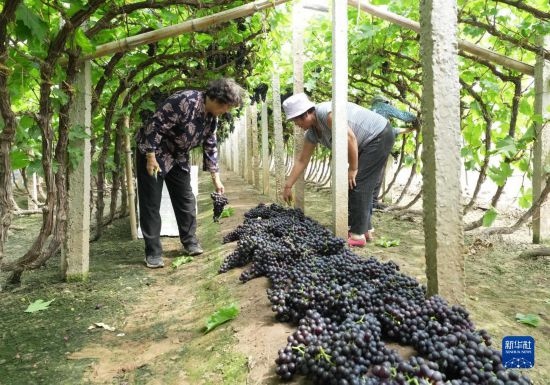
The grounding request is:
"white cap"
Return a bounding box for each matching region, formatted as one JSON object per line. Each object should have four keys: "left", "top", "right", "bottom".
{"left": 282, "top": 93, "right": 315, "bottom": 120}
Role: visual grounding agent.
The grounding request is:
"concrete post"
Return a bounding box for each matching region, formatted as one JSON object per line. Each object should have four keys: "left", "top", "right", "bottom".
{"left": 420, "top": 0, "right": 464, "bottom": 303}
{"left": 273, "top": 73, "right": 285, "bottom": 204}
{"left": 233, "top": 119, "right": 239, "bottom": 174}
{"left": 244, "top": 106, "right": 252, "bottom": 184}
{"left": 242, "top": 108, "right": 248, "bottom": 179}
{"left": 226, "top": 134, "right": 232, "bottom": 171}
{"left": 331, "top": 0, "right": 349, "bottom": 238}
{"left": 27, "top": 173, "right": 38, "bottom": 210}
{"left": 124, "top": 127, "right": 137, "bottom": 240}
{"left": 239, "top": 114, "right": 246, "bottom": 178}
{"left": 533, "top": 35, "right": 550, "bottom": 244}
{"left": 261, "top": 101, "right": 270, "bottom": 196}
{"left": 225, "top": 139, "right": 230, "bottom": 171}
{"left": 225, "top": 138, "right": 231, "bottom": 171}
{"left": 236, "top": 117, "right": 241, "bottom": 175}
{"left": 246, "top": 107, "right": 253, "bottom": 184}
{"left": 292, "top": 0, "right": 305, "bottom": 211}
{"left": 250, "top": 103, "right": 260, "bottom": 189}
{"left": 62, "top": 60, "right": 91, "bottom": 282}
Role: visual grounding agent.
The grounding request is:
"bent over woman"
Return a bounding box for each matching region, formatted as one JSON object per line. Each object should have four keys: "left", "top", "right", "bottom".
{"left": 282, "top": 93, "right": 395, "bottom": 247}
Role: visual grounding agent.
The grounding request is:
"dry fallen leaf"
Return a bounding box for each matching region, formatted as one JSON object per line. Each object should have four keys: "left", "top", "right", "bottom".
{"left": 88, "top": 322, "right": 116, "bottom": 331}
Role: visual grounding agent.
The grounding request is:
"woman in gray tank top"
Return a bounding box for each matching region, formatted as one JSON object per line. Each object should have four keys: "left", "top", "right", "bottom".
{"left": 282, "top": 93, "right": 395, "bottom": 247}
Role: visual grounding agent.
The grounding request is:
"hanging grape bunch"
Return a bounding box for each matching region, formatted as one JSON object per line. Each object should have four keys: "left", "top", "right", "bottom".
{"left": 211, "top": 192, "right": 229, "bottom": 222}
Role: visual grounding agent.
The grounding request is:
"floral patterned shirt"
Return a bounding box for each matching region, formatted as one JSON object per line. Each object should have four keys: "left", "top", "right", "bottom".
{"left": 135, "top": 90, "right": 219, "bottom": 175}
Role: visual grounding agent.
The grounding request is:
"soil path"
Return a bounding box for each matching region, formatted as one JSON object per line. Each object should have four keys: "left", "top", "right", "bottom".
{"left": 68, "top": 170, "right": 303, "bottom": 385}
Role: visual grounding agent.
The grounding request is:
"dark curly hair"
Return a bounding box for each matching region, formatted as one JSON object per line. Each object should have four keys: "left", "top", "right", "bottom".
{"left": 205, "top": 78, "right": 245, "bottom": 107}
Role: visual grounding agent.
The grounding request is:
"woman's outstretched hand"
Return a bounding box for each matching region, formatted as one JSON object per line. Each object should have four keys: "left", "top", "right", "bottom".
{"left": 283, "top": 185, "right": 293, "bottom": 204}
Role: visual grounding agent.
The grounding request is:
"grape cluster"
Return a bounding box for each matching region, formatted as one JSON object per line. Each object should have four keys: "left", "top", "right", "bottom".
{"left": 219, "top": 204, "right": 533, "bottom": 385}
{"left": 211, "top": 192, "right": 229, "bottom": 222}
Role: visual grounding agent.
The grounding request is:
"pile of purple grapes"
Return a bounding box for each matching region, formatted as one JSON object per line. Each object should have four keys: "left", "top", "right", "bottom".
{"left": 219, "top": 203, "right": 532, "bottom": 385}
{"left": 210, "top": 192, "right": 229, "bottom": 222}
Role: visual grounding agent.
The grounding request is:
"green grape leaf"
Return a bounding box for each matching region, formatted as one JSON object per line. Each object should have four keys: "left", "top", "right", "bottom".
{"left": 27, "top": 159, "right": 43, "bottom": 175}
{"left": 519, "top": 98, "right": 532, "bottom": 116}
{"left": 515, "top": 313, "right": 540, "bottom": 327}
{"left": 204, "top": 304, "right": 239, "bottom": 334}
{"left": 494, "top": 136, "right": 517, "bottom": 157}
{"left": 171, "top": 256, "right": 194, "bottom": 269}
{"left": 482, "top": 207, "right": 498, "bottom": 227}
{"left": 14, "top": 20, "right": 33, "bottom": 40}
{"left": 73, "top": 28, "right": 94, "bottom": 53}
{"left": 518, "top": 187, "right": 532, "bottom": 209}
{"left": 10, "top": 150, "right": 30, "bottom": 170}
{"left": 25, "top": 299, "right": 55, "bottom": 313}
{"left": 460, "top": 146, "right": 473, "bottom": 157}
{"left": 488, "top": 163, "right": 513, "bottom": 186}
{"left": 220, "top": 207, "right": 235, "bottom": 218}
{"left": 195, "top": 33, "right": 214, "bottom": 45}
{"left": 520, "top": 123, "right": 536, "bottom": 142}
{"left": 19, "top": 115, "right": 35, "bottom": 130}
{"left": 66, "top": 0, "right": 86, "bottom": 17}
{"left": 517, "top": 158, "right": 530, "bottom": 173}
{"left": 69, "top": 124, "right": 91, "bottom": 141}
{"left": 16, "top": 4, "right": 48, "bottom": 42}
{"left": 375, "top": 237, "right": 400, "bottom": 248}
{"left": 51, "top": 88, "right": 69, "bottom": 105}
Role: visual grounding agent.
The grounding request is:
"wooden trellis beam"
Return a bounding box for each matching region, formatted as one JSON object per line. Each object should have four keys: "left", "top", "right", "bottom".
{"left": 346, "top": 0, "right": 534, "bottom": 76}
{"left": 84, "top": 0, "right": 292, "bottom": 61}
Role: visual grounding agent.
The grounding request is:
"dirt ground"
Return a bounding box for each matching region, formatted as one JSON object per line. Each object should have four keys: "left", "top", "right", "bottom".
{"left": 0, "top": 169, "right": 548, "bottom": 385}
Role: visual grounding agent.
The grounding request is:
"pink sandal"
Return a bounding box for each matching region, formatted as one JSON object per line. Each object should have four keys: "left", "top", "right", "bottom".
{"left": 348, "top": 236, "right": 367, "bottom": 247}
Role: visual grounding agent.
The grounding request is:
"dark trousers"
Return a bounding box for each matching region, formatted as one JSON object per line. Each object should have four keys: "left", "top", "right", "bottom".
{"left": 348, "top": 124, "right": 395, "bottom": 234}
{"left": 136, "top": 152, "right": 197, "bottom": 257}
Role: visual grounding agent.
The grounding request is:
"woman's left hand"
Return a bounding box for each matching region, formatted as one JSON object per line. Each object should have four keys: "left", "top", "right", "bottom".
{"left": 212, "top": 175, "right": 224, "bottom": 194}
{"left": 348, "top": 168, "right": 357, "bottom": 190}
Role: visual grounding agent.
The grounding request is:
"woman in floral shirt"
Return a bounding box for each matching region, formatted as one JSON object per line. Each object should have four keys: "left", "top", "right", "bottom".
{"left": 135, "top": 78, "right": 244, "bottom": 268}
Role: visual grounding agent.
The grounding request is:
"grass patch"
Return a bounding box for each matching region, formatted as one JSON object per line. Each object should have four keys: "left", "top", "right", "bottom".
{"left": 0, "top": 217, "right": 148, "bottom": 385}
{"left": 183, "top": 328, "right": 248, "bottom": 385}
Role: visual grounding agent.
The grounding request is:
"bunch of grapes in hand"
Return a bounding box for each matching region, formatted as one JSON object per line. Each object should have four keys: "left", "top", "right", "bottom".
{"left": 211, "top": 192, "right": 229, "bottom": 222}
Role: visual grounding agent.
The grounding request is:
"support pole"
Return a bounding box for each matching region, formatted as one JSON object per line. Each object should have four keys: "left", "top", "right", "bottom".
{"left": 261, "top": 100, "right": 270, "bottom": 196}
{"left": 246, "top": 106, "right": 253, "bottom": 184}
{"left": 292, "top": 0, "right": 305, "bottom": 211}
{"left": 233, "top": 119, "right": 239, "bottom": 175}
{"left": 251, "top": 103, "right": 260, "bottom": 189}
{"left": 239, "top": 113, "right": 246, "bottom": 178}
{"left": 62, "top": 60, "right": 91, "bottom": 282}
{"left": 533, "top": 35, "right": 550, "bottom": 243}
{"left": 27, "top": 173, "right": 38, "bottom": 210}
{"left": 124, "top": 123, "right": 137, "bottom": 240}
{"left": 331, "top": 0, "right": 349, "bottom": 238}
{"left": 420, "top": 0, "right": 464, "bottom": 303}
{"left": 272, "top": 73, "right": 285, "bottom": 204}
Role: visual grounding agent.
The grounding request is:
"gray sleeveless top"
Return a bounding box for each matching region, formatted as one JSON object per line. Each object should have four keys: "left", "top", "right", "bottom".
{"left": 304, "top": 101, "right": 388, "bottom": 149}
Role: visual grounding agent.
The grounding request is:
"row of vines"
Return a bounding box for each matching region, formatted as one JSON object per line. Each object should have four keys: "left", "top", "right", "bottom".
{"left": 0, "top": 0, "right": 549, "bottom": 285}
